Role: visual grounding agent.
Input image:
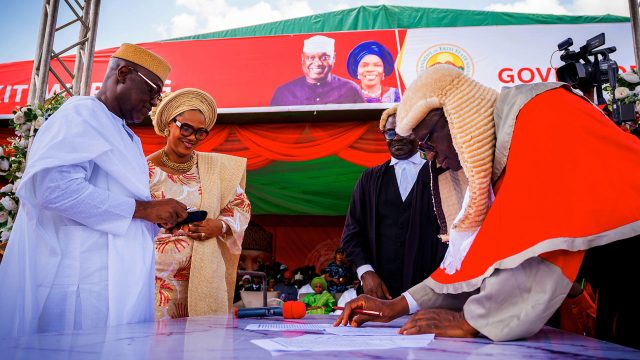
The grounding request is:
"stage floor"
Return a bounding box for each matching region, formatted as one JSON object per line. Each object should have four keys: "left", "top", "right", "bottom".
{"left": 1, "top": 315, "right": 638, "bottom": 359}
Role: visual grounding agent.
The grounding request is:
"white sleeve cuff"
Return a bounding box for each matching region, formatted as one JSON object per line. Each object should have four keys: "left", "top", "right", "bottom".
{"left": 356, "top": 265, "right": 374, "bottom": 281}
{"left": 402, "top": 292, "right": 420, "bottom": 314}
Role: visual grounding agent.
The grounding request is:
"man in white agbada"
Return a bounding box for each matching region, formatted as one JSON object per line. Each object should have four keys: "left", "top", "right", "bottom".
{"left": 0, "top": 43, "right": 188, "bottom": 337}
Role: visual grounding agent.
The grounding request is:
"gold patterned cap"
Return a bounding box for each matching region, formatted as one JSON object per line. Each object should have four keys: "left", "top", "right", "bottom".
{"left": 111, "top": 43, "right": 171, "bottom": 82}
{"left": 152, "top": 88, "right": 217, "bottom": 136}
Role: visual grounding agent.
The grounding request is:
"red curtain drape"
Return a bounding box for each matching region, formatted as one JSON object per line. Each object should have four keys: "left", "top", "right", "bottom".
{"left": 253, "top": 215, "right": 346, "bottom": 272}
{"left": 134, "top": 121, "right": 389, "bottom": 169}
{"left": 1, "top": 120, "right": 390, "bottom": 170}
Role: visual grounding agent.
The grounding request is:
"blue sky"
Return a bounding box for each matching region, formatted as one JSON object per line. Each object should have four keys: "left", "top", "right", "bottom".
{"left": 0, "top": 0, "right": 629, "bottom": 63}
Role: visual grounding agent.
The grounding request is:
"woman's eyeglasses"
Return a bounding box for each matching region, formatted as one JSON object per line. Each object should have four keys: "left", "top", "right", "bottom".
{"left": 173, "top": 119, "right": 209, "bottom": 141}
{"left": 128, "top": 67, "right": 162, "bottom": 104}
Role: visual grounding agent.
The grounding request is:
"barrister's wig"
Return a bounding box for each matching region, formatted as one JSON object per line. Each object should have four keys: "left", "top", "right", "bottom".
{"left": 394, "top": 64, "right": 498, "bottom": 233}
{"left": 152, "top": 88, "right": 217, "bottom": 137}
{"left": 111, "top": 43, "right": 171, "bottom": 82}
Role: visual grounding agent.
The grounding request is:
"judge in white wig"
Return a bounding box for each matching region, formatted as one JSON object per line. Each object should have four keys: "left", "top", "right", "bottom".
{"left": 0, "top": 43, "right": 188, "bottom": 337}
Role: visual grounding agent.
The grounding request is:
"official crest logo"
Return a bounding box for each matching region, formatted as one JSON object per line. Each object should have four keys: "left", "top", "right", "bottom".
{"left": 417, "top": 44, "right": 474, "bottom": 77}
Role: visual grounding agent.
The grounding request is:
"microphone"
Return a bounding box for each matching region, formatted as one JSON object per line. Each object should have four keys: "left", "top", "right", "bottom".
{"left": 235, "top": 301, "right": 306, "bottom": 319}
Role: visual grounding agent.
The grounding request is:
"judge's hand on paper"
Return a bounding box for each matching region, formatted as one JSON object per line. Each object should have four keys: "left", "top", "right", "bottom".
{"left": 361, "top": 271, "right": 392, "bottom": 300}
{"left": 333, "top": 294, "right": 478, "bottom": 337}
{"left": 133, "top": 198, "right": 188, "bottom": 228}
{"left": 399, "top": 309, "right": 478, "bottom": 337}
{"left": 333, "top": 294, "right": 408, "bottom": 328}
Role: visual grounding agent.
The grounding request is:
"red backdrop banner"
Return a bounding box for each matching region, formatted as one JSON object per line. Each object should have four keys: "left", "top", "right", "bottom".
{"left": 0, "top": 30, "right": 406, "bottom": 116}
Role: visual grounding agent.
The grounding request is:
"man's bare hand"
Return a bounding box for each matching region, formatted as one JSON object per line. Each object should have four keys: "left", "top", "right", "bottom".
{"left": 133, "top": 199, "right": 187, "bottom": 228}
{"left": 361, "top": 271, "right": 392, "bottom": 300}
{"left": 399, "top": 309, "right": 479, "bottom": 337}
{"left": 333, "top": 294, "right": 408, "bottom": 328}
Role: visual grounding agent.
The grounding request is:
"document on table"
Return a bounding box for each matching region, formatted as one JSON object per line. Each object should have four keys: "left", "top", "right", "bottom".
{"left": 324, "top": 326, "right": 400, "bottom": 336}
{"left": 251, "top": 334, "right": 435, "bottom": 353}
{"left": 245, "top": 323, "right": 399, "bottom": 335}
{"left": 245, "top": 323, "right": 331, "bottom": 331}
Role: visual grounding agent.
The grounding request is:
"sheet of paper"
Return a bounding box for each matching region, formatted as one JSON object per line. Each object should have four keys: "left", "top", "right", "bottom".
{"left": 251, "top": 334, "right": 435, "bottom": 353}
{"left": 324, "top": 326, "right": 401, "bottom": 336}
{"left": 245, "top": 323, "right": 331, "bottom": 331}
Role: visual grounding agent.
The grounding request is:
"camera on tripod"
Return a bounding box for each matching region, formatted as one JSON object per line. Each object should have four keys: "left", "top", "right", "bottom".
{"left": 556, "top": 33, "right": 635, "bottom": 125}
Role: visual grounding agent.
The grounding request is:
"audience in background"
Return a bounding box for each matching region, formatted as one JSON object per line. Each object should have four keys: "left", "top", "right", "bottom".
{"left": 244, "top": 276, "right": 262, "bottom": 291}
{"left": 302, "top": 277, "right": 337, "bottom": 314}
{"left": 324, "top": 248, "right": 354, "bottom": 294}
{"left": 274, "top": 270, "right": 298, "bottom": 301}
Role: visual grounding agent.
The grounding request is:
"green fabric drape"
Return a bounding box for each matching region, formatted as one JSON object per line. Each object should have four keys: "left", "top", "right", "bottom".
{"left": 246, "top": 155, "right": 366, "bottom": 215}
{"left": 169, "top": 5, "right": 627, "bottom": 42}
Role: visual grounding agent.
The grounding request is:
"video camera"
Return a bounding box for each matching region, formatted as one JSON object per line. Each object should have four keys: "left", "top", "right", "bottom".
{"left": 556, "top": 33, "right": 635, "bottom": 125}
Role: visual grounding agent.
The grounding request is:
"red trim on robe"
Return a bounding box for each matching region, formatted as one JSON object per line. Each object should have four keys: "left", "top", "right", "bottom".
{"left": 430, "top": 88, "right": 640, "bottom": 286}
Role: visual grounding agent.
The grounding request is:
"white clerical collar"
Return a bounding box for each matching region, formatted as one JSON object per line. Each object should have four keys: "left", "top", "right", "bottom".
{"left": 390, "top": 152, "right": 424, "bottom": 166}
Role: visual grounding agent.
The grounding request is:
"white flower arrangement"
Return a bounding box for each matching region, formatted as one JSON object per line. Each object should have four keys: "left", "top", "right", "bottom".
{"left": 604, "top": 69, "right": 640, "bottom": 134}
{"left": 614, "top": 87, "right": 630, "bottom": 99}
{"left": 0, "top": 93, "right": 65, "bottom": 243}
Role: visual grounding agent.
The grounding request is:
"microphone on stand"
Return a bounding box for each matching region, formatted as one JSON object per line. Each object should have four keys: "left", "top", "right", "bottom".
{"left": 235, "top": 301, "right": 306, "bottom": 319}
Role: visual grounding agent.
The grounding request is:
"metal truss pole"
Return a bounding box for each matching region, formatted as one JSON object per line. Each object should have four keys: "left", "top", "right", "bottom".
{"left": 629, "top": 0, "right": 640, "bottom": 69}
{"left": 26, "top": 0, "right": 101, "bottom": 106}
{"left": 27, "top": 0, "right": 60, "bottom": 105}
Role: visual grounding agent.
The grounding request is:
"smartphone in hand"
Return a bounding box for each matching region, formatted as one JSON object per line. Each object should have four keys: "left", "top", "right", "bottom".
{"left": 158, "top": 209, "right": 208, "bottom": 229}
{"left": 179, "top": 210, "right": 208, "bottom": 226}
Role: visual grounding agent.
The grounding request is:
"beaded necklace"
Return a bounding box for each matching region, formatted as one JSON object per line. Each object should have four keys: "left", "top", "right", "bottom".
{"left": 160, "top": 149, "right": 195, "bottom": 173}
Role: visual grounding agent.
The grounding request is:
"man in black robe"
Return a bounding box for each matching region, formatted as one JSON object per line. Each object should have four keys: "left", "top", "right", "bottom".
{"left": 340, "top": 115, "right": 446, "bottom": 299}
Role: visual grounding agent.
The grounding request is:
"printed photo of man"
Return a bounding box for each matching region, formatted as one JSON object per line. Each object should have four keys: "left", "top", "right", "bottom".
{"left": 270, "top": 35, "right": 364, "bottom": 106}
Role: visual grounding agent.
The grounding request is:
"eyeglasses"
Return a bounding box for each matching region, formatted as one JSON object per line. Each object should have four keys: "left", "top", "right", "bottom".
{"left": 382, "top": 129, "right": 397, "bottom": 141}
{"left": 303, "top": 54, "right": 333, "bottom": 62}
{"left": 418, "top": 133, "right": 436, "bottom": 153}
{"left": 128, "top": 67, "right": 162, "bottom": 104}
{"left": 173, "top": 119, "right": 209, "bottom": 141}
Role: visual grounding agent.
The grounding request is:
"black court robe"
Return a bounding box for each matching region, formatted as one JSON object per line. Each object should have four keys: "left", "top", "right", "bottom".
{"left": 340, "top": 160, "right": 447, "bottom": 296}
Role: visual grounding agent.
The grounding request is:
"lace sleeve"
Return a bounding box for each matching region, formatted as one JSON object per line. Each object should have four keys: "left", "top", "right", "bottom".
{"left": 217, "top": 185, "right": 251, "bottom": 254}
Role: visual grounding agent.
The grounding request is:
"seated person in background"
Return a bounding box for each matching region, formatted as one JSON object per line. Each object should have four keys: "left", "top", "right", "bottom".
{"left": 267, "top": 278, "right": 277, "bottom": 292}
{"left": 244, "top": 276, "right": 262, "bottom": 291}
{"left": 234, "top": 275, "right": 252, "bottom": 303}
{"left": 303, "top": 277, "right": 337, "bottom": 315}
{"left": 275, "top": 264, "right": 288, "bottom": 283}
{"left": 293, "top": 272, "right": 305, "bottom": 289}
{"left": 333, "top": 280, "right": 363, "bottom": 315}
{"left": 274, "top": 270, "right": 298, "bottom": 301}
{"left": 294, "top": 272, "right": 313, "bottom": 299}
{"left": 324, "top": 248, "right": 354, "bottom": 294}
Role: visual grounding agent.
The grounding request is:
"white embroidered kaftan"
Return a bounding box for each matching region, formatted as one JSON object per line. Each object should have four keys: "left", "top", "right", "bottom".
{"left": 0, "top": 96, "right": 158, "bottom": 337}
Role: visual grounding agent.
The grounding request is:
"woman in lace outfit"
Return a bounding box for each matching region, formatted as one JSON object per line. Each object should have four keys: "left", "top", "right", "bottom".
{"left": 148, "top": 88, "right": 251, "bottom": 319}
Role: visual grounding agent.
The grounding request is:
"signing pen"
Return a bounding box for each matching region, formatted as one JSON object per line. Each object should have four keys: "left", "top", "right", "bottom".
{"left": 333, "top": 306, "right": 382, "bottom": 317}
